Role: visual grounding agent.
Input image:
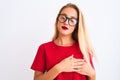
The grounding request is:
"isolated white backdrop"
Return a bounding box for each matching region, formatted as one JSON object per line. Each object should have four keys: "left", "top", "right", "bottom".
{"left": 0, "top": 0, "right": 120, "bottom": 80}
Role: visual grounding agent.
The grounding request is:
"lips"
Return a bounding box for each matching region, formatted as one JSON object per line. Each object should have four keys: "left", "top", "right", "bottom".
{"left": 62, "top": 26, "right": 68, "bottom": 30}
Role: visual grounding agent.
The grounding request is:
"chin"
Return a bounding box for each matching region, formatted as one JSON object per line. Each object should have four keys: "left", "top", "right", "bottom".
{"left": 60, "top": 32, "right": 72, "bottom": 36}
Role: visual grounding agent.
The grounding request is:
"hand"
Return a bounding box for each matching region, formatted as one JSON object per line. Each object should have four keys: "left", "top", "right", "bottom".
{"left": 55, "top": 55, "right": 95, "bottom": 79}
{"left": 73, "top": 59, "right": 95, "bottom": 78}
{"left": 56, "top": 55, "right": 75, "bottom": 73}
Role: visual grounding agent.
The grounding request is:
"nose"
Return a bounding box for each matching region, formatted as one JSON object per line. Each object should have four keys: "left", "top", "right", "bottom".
{"left": 64, "top": 19, "right": 69, "bottom": 25}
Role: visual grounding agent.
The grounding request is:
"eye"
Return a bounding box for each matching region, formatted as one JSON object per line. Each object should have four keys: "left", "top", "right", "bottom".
{"left": 58, "top": 14, "right": 67, "bottom": 22}
{"left": 70, "top": 19, "right": 77, "bottom": 24}
{"left": 60, "top": 15, "right": 66, "bottom": 21}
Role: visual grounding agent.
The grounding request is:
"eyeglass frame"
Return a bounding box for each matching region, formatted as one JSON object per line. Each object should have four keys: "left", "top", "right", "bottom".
{"left": 57, "top": 14, "right": 78, "bottom": 26}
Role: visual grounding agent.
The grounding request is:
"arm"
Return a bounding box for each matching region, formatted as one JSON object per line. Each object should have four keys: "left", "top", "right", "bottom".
{"left": 87, "top": 67, "right": 96, "bottom": 80}
{"left": 87, "top": 55, "right": 96, "bottom": 80}
{"left": 34, "top": 55, "right": 74, "bottom": 80}
{"left": 34, "top": 65, "right": 61, "bottom": 80}
{"left": 73, "top": 58, "right": 96, "bottom": 80}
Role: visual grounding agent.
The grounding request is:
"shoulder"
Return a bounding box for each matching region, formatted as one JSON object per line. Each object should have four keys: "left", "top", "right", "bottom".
{"left": 39, "top": 41, "right": 54, "bottom": 48}
{"left": 36, "top": 41, "right": 53, "bottom": 53}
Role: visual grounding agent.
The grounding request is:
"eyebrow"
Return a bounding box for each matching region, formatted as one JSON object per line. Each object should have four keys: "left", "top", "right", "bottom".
{"left": 60, "top": 13, "right": 77, "bottom": 19}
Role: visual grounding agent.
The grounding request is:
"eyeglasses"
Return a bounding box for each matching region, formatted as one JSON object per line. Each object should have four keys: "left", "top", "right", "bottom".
{"left": 58, "top": 14, "right": 78, "bottom": 26}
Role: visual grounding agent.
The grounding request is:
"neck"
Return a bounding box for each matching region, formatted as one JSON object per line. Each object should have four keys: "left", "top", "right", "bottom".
{"left": 54, "top": 35, "right": 75, "bottom": 46}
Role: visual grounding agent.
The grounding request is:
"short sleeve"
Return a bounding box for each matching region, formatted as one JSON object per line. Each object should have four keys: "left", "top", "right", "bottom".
{"left": 31, "top": 44, "right": 46, "bottom": 72}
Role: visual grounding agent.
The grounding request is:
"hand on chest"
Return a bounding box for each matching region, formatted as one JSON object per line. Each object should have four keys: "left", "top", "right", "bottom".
{"left": 45, "top": 46, "right": 83, "bottom": 70}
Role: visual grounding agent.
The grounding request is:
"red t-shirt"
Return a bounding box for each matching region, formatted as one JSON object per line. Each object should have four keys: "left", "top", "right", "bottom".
{"left": 31, "top": 41, "right": 87, "bottom": 80}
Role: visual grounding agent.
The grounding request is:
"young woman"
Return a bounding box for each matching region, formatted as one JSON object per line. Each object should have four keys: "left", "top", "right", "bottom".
{"left": 31, "top": 3, "right": 96, "bottom": 80}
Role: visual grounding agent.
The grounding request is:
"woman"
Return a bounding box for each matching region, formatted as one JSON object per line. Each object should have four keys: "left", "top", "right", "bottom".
{"left": 31, "top": 3, "right": 96, "bottom": 80}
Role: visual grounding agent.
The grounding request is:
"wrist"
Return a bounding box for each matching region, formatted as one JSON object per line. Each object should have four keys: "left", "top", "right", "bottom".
{"left": 88, "top": 70, "right": 96, "bottom": 80}
{"left": 54, "top": 64, "right": 62, "bottom": 74}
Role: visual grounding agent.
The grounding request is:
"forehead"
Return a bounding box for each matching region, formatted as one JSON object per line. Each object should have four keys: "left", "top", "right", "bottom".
{"left": 60, "top": 7, "right": 78, "bottom": 18}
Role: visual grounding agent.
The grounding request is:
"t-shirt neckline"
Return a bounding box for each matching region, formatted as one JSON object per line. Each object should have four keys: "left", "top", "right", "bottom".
{"left": 52, "top": 40, "right": 77, "bottom": 48}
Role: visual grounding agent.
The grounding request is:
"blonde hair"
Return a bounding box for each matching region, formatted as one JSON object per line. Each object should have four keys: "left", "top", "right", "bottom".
{"left": 52, "top": 3, "right": 95, "bottom": 63}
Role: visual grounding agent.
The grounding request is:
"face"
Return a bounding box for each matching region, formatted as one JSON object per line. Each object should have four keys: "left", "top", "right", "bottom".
{"left": 57, "top": 7, "right": 78, "bottom": 36}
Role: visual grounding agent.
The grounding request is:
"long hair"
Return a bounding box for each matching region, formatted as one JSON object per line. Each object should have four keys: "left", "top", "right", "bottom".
{"left": 52, "top": 3, "right": 95, "bottom": 63}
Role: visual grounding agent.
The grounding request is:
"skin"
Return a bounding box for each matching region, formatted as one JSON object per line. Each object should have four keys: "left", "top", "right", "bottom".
{"left": 33, "top": 7, "right": 96, "bottom": 80}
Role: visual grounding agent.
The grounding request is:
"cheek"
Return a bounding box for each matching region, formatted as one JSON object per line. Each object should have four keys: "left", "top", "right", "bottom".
{"left": 70, "top": 27, "right": 76, "bottom": 32}
{"left": 57, "top": 22, "right": 62, "bottom": 29}
{"left": 57, "top": 21, "right": 62, "bottom": 26}
{"left": 56, "top": 22, "right": 61, "bottom": 32}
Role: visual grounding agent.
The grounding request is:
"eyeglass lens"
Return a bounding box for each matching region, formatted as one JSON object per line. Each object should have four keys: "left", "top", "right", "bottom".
{"left": 58, "top": 14, "right": 77, "bottom": 26}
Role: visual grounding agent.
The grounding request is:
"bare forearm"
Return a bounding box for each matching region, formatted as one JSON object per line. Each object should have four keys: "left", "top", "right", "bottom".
{"left": 34, "top": 65, "right": 61, "bottom": 80}
{"left": 88, "top": 76, "right": 96, "bottom": 80}
{"left": 87, "top": 70, "right": 96, "bottom": 80}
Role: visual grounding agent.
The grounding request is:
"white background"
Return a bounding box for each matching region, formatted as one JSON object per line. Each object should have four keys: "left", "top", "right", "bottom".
{"left": 0, "top": 0, "right": 120, "bottom": 80}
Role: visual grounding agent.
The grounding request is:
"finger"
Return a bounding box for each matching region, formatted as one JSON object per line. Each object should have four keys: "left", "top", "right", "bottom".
{"left": 73, "top": 69, "right": 79, "bottom": 72}
{"left": 74, "top": 64, "right": 83, "bottom": 69}
{"left": 73, "top": 68, "right": 83, "bottom": 72}
{"left": 73, "top": 58, "right": 84, "bottom": 61}
{"left": 67, "top": 55, "right": 73, "bottom": 59}
{"left": 73, "top": 59, "right": 85, "bottom": 63}
{"left": 74, "top": 62, "right": 84, "bottom": 66}
{"left": 73, "top": 69, "right": 86, "bottom": 75}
